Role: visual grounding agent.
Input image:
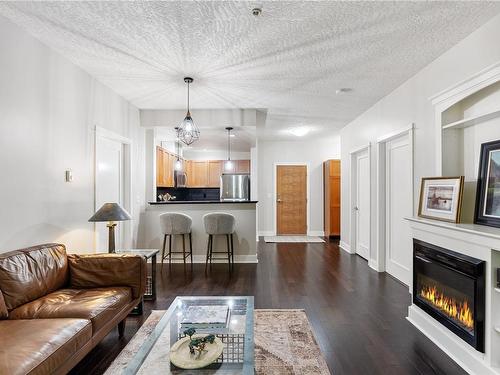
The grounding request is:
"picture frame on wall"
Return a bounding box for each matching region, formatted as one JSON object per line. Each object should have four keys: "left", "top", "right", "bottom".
{"left": 474, "top": 140, "right": 500, "bottom": 228}
{"left": 418, "top": 176, "right": 464, "bottom": 223}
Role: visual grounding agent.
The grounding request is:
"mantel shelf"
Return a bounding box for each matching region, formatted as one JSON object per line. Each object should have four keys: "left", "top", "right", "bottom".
{"left": 495, "top": 288, "right": 500, "bottom": 294}
{"left": 405, "top": 217, "right": 500, "bottom": 242}
{"left": 442, "top": 109, "right": 500, "bottom": 130}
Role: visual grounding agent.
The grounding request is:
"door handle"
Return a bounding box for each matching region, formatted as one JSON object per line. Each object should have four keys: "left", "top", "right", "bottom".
{"left": 353, "top": 206, "right": 359, "bottom": 211}
{"left": 277, "top": 199, "right": 282, "bottom": 203}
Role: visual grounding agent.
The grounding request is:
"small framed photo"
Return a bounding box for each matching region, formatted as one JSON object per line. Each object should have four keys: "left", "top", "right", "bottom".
{"left": 475, "top": 140, "right": 500, "bottom": 228}
{"left": 418, "top": 177, "right": 464, "bottom": 223}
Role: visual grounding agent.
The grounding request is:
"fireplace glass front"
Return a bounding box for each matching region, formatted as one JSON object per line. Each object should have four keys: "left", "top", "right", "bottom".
{"left": 413, "top": 239, "right": 485, "bottom": 352}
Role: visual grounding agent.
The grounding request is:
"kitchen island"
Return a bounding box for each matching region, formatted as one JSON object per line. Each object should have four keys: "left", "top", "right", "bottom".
{"left": 140, "top": 201, "right": 258, "bottom": 263}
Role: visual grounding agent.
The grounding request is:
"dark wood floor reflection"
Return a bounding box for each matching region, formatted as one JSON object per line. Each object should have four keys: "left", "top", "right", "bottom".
{"left": 71, "top": 239, "right": 466, "bottom": 375}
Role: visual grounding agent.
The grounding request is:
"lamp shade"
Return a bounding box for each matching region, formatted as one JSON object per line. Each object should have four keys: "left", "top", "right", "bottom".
{"left": 88, "top": 203, "right": 131, "bottom": 222}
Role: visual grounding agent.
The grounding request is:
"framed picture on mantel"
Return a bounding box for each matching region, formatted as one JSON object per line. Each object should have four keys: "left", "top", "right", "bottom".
{"left": 475, "top": 140, "right": 500, "bottom": 228}
{"left": 418, "top": 176, "right": 464, "bottom": 223}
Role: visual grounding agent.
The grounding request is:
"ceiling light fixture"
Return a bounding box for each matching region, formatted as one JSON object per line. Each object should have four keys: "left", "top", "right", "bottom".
{"left": 178, "top": 77, "right": 200, "bottom": 146}
{"left": 225, "top": 127, "right": 234, "bottom": 171}
{"left": 252, "top": 7, "right": 262, "bottom": 16}
{"left": 289, "top": 127, "right": 310, "bottom": 137}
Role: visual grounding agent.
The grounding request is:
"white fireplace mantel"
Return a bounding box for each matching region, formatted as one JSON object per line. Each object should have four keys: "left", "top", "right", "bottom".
{"left": 406, "top": 217, "right": 500, "bottom": 375}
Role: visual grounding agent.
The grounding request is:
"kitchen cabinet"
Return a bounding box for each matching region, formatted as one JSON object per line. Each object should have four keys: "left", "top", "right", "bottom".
{"left": 236, "top": 160, "right": 250, "bottom": 173}
{"left": 188, "top": 161, "right": 209, "bottom": 187}
{"left": 156, "top": 146, "right": 175, "bottom": 187}
{"left": 323, "top": 159, "right": 340, "bottom": 237}
{"left": 175, "top": 158, "right": 251, "bottom": 188}
{"left": 208, "top": 160, "right": 223, "bottom": 187}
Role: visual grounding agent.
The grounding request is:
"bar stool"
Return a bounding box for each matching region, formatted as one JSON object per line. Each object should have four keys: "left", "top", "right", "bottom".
{"left": 203, "top": 213, "right": 235, "bottom": 272}
{"left": 159, "top": 213, "right": 193, "bottom": 268}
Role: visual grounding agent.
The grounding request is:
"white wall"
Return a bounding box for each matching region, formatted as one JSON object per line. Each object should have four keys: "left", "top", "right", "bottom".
{"left": 340, "top": 14, "right": 500, "bottom": 264}
{"left": 0, "top": 16, "right": 146, "bottom": 253}
{"left": 258, "top": 136, "right": 341, "bottom": 235}
{"left": 183, "top": 149, "right": 251, "bottom": 161}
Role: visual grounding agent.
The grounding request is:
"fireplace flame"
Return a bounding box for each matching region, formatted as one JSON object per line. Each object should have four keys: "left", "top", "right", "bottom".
{"left": 419, "top": 285, "right": 473, "bottom": 330}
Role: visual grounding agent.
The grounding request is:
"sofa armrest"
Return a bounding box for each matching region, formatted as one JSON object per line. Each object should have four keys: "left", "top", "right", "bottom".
{"left": 68, "top": 254, "right": 146, "bottom": 299}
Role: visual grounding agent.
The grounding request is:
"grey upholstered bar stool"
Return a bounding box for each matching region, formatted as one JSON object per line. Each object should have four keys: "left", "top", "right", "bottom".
{"left": 159, "top": 212, "right": 193, "bottom": 268}
{"left": 203, "top": 212, "right": 235, "bottom": 271}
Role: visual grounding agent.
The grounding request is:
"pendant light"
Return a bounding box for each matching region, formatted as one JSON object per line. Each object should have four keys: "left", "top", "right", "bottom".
{"left": 174, "top": 127, "right": 182, "bottom": 171}
{"left": 178, "top": 77, "right": 200, "bottom": 145}
{"left": 224, "top": 127, "right": 234, "bottom": 171}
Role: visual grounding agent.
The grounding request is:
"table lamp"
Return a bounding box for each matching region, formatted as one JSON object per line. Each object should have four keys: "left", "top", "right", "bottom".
{"left": 89, "top": 203, "right": 131, "bottom": 253}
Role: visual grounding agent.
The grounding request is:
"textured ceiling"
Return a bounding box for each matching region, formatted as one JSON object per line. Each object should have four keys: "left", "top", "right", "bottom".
{"left": 1, "top": 1, "right": 500, "bottom": 141}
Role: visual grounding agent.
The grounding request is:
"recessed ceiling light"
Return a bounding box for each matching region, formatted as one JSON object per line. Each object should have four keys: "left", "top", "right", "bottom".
{"left": 252, "top": 8, "right": 262, "bottom": 16}
{"left": 336, "top": 88, "right": 352, "bottom": 95}
{"left": 289, "top": 127, "right": 310, "bottom": 137}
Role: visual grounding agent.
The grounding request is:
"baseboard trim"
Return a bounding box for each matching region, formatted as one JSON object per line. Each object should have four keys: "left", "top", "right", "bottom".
{"left": 339, "top": 240, "right": 352, "bottom": 253}
{"left": 308, "top": 230, "right": 325, "bottom": 237}
{"left": 161, "top": 255, "right": 258, "bottom": 264}
{"left": 368, "top": 259, "right": 379, "bottom": 271}
{"left": 407, "top": 304, "right": 490, "bottom": 375}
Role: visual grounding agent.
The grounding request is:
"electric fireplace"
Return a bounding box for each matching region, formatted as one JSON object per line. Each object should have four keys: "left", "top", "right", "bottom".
{"left": 413, "top": 239, "right": 485, "bottom": 352}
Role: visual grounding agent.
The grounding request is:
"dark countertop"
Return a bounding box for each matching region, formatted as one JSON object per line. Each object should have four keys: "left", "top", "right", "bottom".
{"left": 149, "top": 200, "right": 258, "bottom": 205}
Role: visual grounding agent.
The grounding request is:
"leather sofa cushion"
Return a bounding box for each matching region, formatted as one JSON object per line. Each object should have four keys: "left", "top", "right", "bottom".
{"left": 9, "top": 287, "right": 132, "bottom": 333}
{"left": 68, "top": 253, "right": 146, "bottom": 299}
{"left": 0, "top": 243, "right": 68, "bottom": 311}
{"left": 0, "top": 318, "right": 91, "bottom": 375}
{"left": 0, "top": 291, "right": 7, "bottom": 319}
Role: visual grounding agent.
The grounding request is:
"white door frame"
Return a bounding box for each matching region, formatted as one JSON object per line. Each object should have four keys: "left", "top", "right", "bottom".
{"left": 94, "top": 126, "right": 133, "bottom": 251}
{"left": 273, "top": 162, "right": 311, "bottom": 236}
{"left": 349, "top": 144, "right": 371, "bottom": 259}
{"left": 376, "top": 124, "right": 414, "bottom": 280}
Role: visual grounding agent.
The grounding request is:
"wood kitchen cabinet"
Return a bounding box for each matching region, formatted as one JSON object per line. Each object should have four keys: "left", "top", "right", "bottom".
{"left": 156, "top": 146, "right": 175, "bottom": 187}
{"left": 188, "top": 161, "right": 209, "bottom": 187}
{"left": 208, "top": 161, "right": 223, "bottom": 187}
{"left": 236, "top": 160, "right": 250, "bottom": 173}
{"left": 324, "top": 159, "right": 340, "bottom": 237}
{"left": 164, "top": 158, "right": 251, "bottom": 188}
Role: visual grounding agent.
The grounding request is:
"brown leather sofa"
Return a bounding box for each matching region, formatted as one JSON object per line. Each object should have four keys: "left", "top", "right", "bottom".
{"left": 0, "top": 243, "right": 146, "bottom": 375}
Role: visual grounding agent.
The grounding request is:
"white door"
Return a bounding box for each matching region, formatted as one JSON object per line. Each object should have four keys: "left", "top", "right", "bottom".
{"left": 96, "top": 136, "right": 124, "bottom": 251}
{"left": 385, "top": 134, "right": 412, "bottom": 285}
{"left": 355, "top": 150, "right": 370, "bottom": 260}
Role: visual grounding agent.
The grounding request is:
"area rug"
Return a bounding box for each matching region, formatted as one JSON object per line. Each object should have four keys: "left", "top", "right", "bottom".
{"left": 105, "top": 309, "right": 330, "bottom": 374}
{"left": 264, "top": 236, "right": 325, "bottom": 243}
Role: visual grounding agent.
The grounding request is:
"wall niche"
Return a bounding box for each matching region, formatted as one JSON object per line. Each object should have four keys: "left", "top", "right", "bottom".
{"left": 441, "top": 80, "right": 500, "bottom": 222}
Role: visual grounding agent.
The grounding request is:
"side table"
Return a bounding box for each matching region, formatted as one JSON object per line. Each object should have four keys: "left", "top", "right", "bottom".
{"left": 116, "top": 249, "right": 159, "bottom": 315}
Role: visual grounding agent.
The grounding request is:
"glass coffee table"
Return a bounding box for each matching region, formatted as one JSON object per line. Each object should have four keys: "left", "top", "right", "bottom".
{"left": 123, "top": 296, "right": 254, "bottom": 374}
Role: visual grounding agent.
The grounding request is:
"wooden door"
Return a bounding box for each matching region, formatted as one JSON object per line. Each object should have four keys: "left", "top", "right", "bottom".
{"left": 324, "top": 160, "right": 341, "bottom": 236}
{"left": 277, "top": 165, "right": 307, "bottom": 235}
{"left": 236, "top": 160, "right": 250, "bottom": 173}
{"left": 208, "top": 161, "right": 222, "bottom": 187}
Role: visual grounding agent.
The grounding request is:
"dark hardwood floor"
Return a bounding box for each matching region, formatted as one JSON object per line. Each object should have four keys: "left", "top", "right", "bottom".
{"left": 71, "top": 239, "right": 466, "bottom": 375}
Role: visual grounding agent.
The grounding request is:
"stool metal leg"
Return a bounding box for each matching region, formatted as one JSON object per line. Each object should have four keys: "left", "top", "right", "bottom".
{"left": 161, "top": 234, "right": 167, "bottom": 270}
{"left": 205, "top": 234, "right": 211, "bottom": 271}
{"left": 168, "top": 234, "right": 172, "bottom": 265}
{"left": 189, "top": 232, "right": 193, "bottom": 265}
{"left": 226, "top": 234, "right": 231, "bottom": 272}
{"left": 182, "top": 234, "right": 186, "bottom": 265}
{"left": 230, "top": 233, "right": 234, "bottom": 267}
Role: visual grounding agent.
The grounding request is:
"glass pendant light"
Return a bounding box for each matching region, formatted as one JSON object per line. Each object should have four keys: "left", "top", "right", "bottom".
{"left": 174, "top": 127, "right": 182, "bottom": 171}
{"left": 178, "top": 77, "right": 200, "bottom": 145}
{"left": 224, "top": 127, "right": 234, "bottom": 171}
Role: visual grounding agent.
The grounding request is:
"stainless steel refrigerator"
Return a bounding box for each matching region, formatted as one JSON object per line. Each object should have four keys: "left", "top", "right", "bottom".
{"left": 220, "top": 173, "right": 250, "bottom": 201}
